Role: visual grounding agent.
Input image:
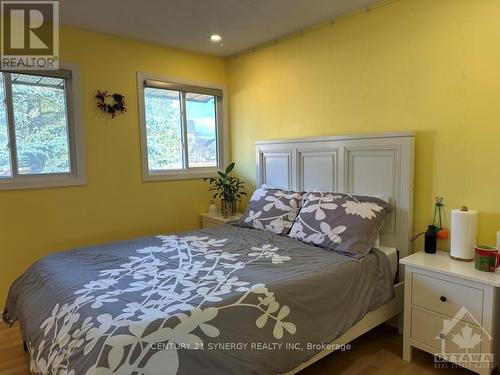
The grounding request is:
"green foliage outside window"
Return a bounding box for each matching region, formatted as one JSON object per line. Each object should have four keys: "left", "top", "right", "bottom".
{"left": 0, "top": 75, "right": 70, "bottom": 176}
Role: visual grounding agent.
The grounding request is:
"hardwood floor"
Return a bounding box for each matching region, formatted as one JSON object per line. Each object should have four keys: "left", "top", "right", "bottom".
{"left": 0, "top": 323, "right": 30, "bottom": 374}
{"left": 0, "top": 323, "right": 488, "bottom": 374}
{"left": 301, "top": 325, "right": 483, "bottom": 375}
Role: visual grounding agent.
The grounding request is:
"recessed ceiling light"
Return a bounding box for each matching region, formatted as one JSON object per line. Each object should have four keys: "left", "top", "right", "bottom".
{"left": 210, "top": 34, "right": 222, "bottom": 43}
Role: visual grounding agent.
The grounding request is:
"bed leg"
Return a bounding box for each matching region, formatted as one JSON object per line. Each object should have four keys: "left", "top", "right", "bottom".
{"left": 397, "top": 313, "right": 404, "bottom": 335}
{"left": 23, "top": 341, "right": 28, "bottom": 352}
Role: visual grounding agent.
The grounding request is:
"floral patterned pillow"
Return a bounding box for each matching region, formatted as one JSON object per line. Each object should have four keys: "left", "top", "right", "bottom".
{"left": 289, "top": 192, "right": 391, "bottom": 258}
{"left": 239, "top": 187, "right": 303, "bottom": 235}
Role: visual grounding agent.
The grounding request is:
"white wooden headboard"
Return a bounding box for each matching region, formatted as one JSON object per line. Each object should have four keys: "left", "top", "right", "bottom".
{"left": 255, "top": 132, "right": 415, "bottom": 258}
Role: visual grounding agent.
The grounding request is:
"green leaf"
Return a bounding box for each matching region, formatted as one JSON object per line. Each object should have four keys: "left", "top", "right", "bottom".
{"left": 225, "top": 162, "right": 235, "bottom": 174}
{"left": 202, "top": 162, "right": 245, "bottom": 202}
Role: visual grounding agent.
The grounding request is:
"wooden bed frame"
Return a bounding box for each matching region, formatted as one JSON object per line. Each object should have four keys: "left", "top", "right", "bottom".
{"left": 254, "top": 132, "right": 415, "bottom": 374}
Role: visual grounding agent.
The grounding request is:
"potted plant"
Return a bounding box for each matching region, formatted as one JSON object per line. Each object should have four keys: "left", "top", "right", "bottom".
{"left": 205, "top": 162, "right": 246, "bottom": 217}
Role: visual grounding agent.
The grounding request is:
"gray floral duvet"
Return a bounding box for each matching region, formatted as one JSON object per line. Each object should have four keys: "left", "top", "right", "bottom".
{"left": 3, "top": 225, "right": 394, "bottom": 375}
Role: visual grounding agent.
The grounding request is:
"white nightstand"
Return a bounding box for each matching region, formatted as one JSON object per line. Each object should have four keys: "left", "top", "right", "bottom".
{"left": 400, "top": 251, "right": 500, "bottom": 375}
{"left": 201, "top": 213, "right": 242, "bottom": 229}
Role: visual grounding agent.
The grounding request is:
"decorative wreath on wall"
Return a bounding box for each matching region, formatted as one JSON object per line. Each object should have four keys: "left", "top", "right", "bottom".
{"left": 95, "top": 90, "right": 127, "bottom": 118}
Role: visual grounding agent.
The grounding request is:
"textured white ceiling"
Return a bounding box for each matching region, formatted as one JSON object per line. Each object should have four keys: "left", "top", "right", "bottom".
{"left": 60, "top": 0, "right": 378, "bottom": 56}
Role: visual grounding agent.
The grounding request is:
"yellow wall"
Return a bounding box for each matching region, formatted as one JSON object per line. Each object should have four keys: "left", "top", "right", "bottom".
{"left": 229, "top": 0, "right": 500, "bottom": 251}
{"left": 0, "top": 27, "right": 228, "bottom": 302}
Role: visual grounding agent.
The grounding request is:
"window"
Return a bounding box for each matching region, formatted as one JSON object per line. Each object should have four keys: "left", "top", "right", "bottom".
{"left": 138, "top": 73, "right": 227, "bottom": 180}
{"left": 0, "top": 65, "right": 84, "bottom": 190}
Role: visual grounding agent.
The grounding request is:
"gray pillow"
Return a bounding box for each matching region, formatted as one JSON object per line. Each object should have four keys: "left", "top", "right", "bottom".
{"left": 239, "top": 187, "right": 303, "bottom": 235}
{"left": 288, "top": 192, "right": 391, "bottom": 258}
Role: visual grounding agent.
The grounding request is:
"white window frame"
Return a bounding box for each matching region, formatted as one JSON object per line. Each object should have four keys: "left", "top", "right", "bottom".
{"left": 0, "top": 62, "right": 85, "bottom": 190}
{"left": 137, "top": 72, "right": 228, "bottom": 181}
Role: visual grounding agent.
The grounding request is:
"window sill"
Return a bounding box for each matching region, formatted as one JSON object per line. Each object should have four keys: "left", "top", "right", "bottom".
{"left": 143, "top": 168, "right": 220, "bottom": 182}
{"left": 0, "top": 175, "right": 86, "bottom": 191}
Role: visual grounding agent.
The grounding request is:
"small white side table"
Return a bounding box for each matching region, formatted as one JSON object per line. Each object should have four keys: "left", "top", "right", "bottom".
{"left": 201, "top": 213, "right": 242, "bottom": 229}
{"left": 400, "top": 251, "right": 500, "bottom": 375}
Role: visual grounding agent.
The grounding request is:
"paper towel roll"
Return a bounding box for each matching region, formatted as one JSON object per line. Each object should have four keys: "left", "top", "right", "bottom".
{"left": 450, "top": 208, "right": 477, "bottom": 261}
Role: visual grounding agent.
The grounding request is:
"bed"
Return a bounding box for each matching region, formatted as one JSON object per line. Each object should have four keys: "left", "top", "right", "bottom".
{"left": 3, "top": 132, "right": 415, "bottom": 374}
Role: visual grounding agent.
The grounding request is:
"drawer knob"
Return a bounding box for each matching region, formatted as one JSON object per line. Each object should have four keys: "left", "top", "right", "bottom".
{"left": 438, "top": 333, "right": 445, "bottom": 340}
{"left": 440, "top": 296, "right": 447, "bottom": 302}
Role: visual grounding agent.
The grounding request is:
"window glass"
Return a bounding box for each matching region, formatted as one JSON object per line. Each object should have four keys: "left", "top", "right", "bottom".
{"left": 12, "top": 74, "right": 70, "bottom": 174}
{"left": 0, "top": 75, "right": 11, "bottom": 177}
{"left": 144, "top": 87, "right": 183, "bottom": 171}
{"left": 140, "top": 77, "right": 224, "bottom": 179}
{"left": 186, "top": 93, "right": 217, "bottom": 168}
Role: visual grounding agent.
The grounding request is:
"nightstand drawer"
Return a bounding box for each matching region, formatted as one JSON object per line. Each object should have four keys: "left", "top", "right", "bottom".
{"left": 203, "top": 219, "right": 221, "bottom": 228}
{"left": 201, "top": 213, "right": 242, "bottom": 229}
{"left": 411, "top": 307, "right": 482, "bottom": 353}
{"left": 412, "top": 273, "right": 483, "bottom": 324}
